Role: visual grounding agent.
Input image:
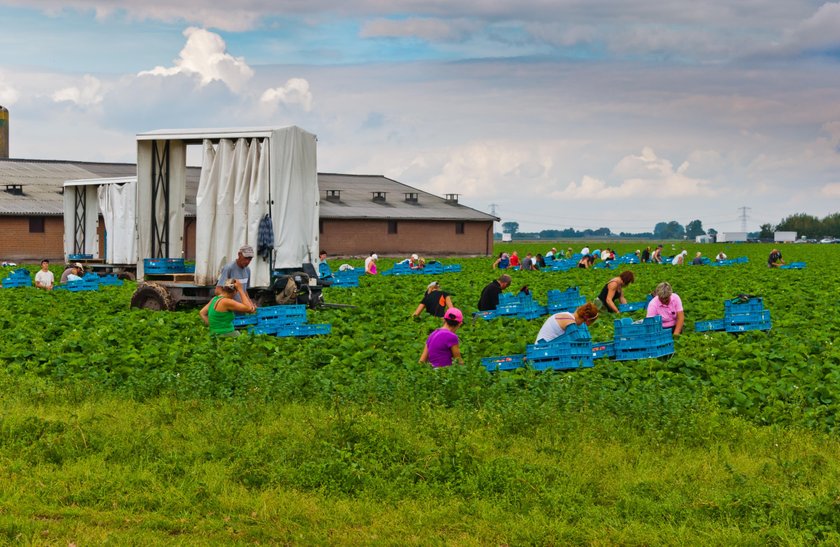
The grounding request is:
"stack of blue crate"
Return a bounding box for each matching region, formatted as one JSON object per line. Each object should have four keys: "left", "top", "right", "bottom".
{"left": 617, "top": 294, "right": 654, "bottom": 313}
{"left": 235, "top": 304, "right": 331, "bottom": 337}
{"left": 591, "top": 342, "right": 615, "bottom": 359}
{"left": 55, "top": 278, "right": 99, "bottom": 291}
{"left": 480, "top": 354, "right": 526, "bottom": 372}
{"left": 526, "top": 323, "right": 594, "bottom": 371}
{"left": 613, "top": 316, "right": 674, "bottom": 360}
{"left": 694, "top": 297, "right": 771, "bottom": 333}
{"left": 780, "top": 262, "right": 806, "bottom": 270}
{"left": 546, "top": 287, "right": 586, "bottom": 313}
{"left": 1, "top": 269, "right": 32, "bottom": 288}
{"left": 381, "top": 261, "right": 462, "bottom": 276}
{"left": 68, "top": 253, "right": 93, "bottom": 260}
{"left": 144, "top": 258, "right": 194, "bottom": 274}
{"left": 319, "top": 263, "right": 364, "bottom": 287}
{"left": 82, "top": 272, "right": 123, "bottom": 287}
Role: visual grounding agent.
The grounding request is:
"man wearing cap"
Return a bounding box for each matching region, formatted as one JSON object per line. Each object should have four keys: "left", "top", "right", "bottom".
{"left": 216, "top": 245, "right": 254, "bottom": 301}
{"left": 477, "top": 274, "right": 512, "bottom": 311}
{"left": 412, "top": 281, "right": 453, "bottom": 319}
{"left": 60, "top": 262, "right": 84, "bottom": 284}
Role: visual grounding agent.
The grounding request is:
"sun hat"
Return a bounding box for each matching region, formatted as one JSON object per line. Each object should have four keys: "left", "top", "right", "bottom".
{"left": 411, "top": 254, "right": 419, "bottom": 260}
{"left": 73, "top": 262, "right": 84, "bottom": 270}
{"left": 371, "top": 253, "right": 378, "bottom": 260}
{"left": 239, "top": 245, "right": 255, "bottom": 258}
{"left": 427, "top": 281, "right": 440, "bottom": 290}
{"left": 444, "top": 308, "right": 463, "bottom": 324}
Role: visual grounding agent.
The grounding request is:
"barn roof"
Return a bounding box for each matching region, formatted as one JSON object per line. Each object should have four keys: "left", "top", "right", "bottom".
{"left": 0, "top": 159, "right": 497, "bottom": 222}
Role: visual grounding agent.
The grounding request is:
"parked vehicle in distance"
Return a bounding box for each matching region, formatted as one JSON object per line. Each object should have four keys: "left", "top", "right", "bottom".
{"left": 819, "top": 237, "right": 838, "bottom": 244}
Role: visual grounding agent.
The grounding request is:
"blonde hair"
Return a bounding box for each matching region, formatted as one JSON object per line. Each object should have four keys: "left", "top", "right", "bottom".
{"left": 654, "top": 282, "right": 673, "bottom": 300}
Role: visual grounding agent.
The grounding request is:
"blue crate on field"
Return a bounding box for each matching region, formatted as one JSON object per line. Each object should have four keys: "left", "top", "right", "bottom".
{"left": 250, "top": 323, "right": 280, "bottom": 335}
{"left": 593, "top": 261, "right": 618, "bottom": 270}
{"left": 614, "top": 316, "right": 674, "bottom": 361}
{"left": 233, "top": 315, "right": 259, "bottom": 327}
{"left": 526, "top": 323, "right": 594, "bottom": 370}
{"left": 443, "top": 264, "right": 462, "bottom": 273}
{"left": 2, "top": 277, "right": 31, "bottom": 288}
{"left": 257, "top": 304, "right": 307, "bottom": 324}
{"left": 614, "top": 342, "right": 674, "bottom": 361}
{"left": 591, "top": 342, "right": 615, "bottom": 359}
{"left": 724, "top": 297, "right": 765, "bottom": 312}
{"left": 98, "top": 274, "right": 123, "bottom": 286}
{"left": 780, "top": 262, "right": 806, "bottom": 269}
{"left": 481, "top": 354, "right": 526, "bottom": 372}
{"left": 276, "top": 323, "right": 332, "bottom": 337}
{"left": 547, "top": 287, "right": 586, "bottom": 313}
{"left": 617, "top": 294, "right": 654, "bottom": 313}
{"left": 695, "top": 318, "right": 725, "bottom": 332}
{"left": 724, "top": 310, "right": 772, "bottom": 333}
{"left": 55, "top": 280, "right": 99, "bottom": 292}
{"left": 614, "top": 315, "right": 665, "bottom": 336}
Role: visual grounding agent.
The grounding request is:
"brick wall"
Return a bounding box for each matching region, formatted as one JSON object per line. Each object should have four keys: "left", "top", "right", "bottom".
{"left": 0, "top": 216, "right": 64, "bottom": 262}
{"left": 319, "top": 219, "right": 494, "bottom": 257}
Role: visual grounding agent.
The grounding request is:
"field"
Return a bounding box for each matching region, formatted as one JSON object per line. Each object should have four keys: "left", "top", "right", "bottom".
{"left": 2, "top": 242, "right": 840, "bottom": 544}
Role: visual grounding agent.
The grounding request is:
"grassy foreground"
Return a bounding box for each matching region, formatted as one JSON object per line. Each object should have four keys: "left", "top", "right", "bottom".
{"left": 2, "top": 375, "right": 840, "bottom": 544}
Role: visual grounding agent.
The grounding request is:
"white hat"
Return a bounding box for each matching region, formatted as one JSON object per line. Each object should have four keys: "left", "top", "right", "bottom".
{"left": 411, "top": 254, "right": 419, "bottom": 260}
{"left": 427, "top": 281, "right": 439, "bottom": 290}
{"left": 371, "top": 253, "right": 378, "bottom": 260}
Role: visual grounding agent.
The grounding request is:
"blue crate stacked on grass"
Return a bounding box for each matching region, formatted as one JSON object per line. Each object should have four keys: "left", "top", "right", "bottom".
{"left": 617, "top": 294, "right": 654, "bottom": 313}
{"left": 481, "top": 323, "right": 593, "bottom": 372}
{"left": 712, "top": 256, "right": 749, "bottom": 267}
{"left": 319, "top": 263, "right": 364, "bottom": 287}
{"left": 694, "top": 297, "right": 771, "bottom": 333}
{"left": 68, "top": 253, "right": 93, "bottom": 260}
{"left": 143, "top": 258, "right": 195, "bottom": 274}
{"left": 474, "top": 292, "right": 548, "bottom": 320}
{"left": 234, "top": 304, "right": 331, "bottom": 338}
{"left": 546, "top": 286, "right": 586, "bottom": 313}
{"left": 1, "top": 268, "right": 32, "bottom": 288}
{"left": 591, "top": 341, "right": 616, "bottom": 359}
{"left": 613, "top": 316, "right": 674, "bottom": 360}
{"left": 780, "top": 262, "right": 806, "bottom": 270}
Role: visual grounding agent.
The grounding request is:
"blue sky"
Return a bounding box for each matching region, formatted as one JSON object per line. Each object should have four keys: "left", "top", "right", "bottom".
{"left": 1, "top": 1, "right": 840, "bottom": 233}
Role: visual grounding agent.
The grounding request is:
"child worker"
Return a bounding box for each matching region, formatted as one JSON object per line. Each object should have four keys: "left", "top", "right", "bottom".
{"left": 419, "top": 308, "right": 464, "bottom": 368}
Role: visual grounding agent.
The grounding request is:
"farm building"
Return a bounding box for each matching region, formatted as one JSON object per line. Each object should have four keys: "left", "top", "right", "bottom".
{"left": 0, "top": 158, "right": 496, "bottom": 262}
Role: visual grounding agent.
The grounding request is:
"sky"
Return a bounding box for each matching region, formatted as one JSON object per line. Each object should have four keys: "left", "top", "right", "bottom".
{"left": 1, "top": 1, "right": 839, "bottom": 234}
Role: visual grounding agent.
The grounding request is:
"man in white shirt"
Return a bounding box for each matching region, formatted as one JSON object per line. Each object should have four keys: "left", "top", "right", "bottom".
{"left": 34, "top": 259, "right": 55, "bottom": 291}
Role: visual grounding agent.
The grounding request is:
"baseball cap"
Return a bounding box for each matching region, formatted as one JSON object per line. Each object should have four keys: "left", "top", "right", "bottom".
{"left": 239, "top": 245, "right": 255, "bottom": 258}
{"left": 427, "top": 281, "right": 439, "bottom": 290}
{"left": 411, "top": 254, "right": 419, "bottom": 260}
{"left": 444, "top": 308, "right": 463, "bottom": 324}
{"left": 74, "top": 262, "right": 84, "bottom": 270}
{"left": 371, "top": 253, "right": 378, "bottom": 260}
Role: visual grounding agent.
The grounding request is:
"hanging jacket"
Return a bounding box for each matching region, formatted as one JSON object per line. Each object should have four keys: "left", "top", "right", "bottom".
{"left": 257, "top": 214, "right": 274, "bottom": 260}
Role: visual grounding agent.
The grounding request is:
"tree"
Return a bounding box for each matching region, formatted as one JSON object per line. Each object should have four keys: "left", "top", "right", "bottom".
{"left": 776, "top": 213, "right": 821, "bottom": 239}
{"left": 707, "top": 228, "right": 717, "bottom": 238}
{"left": 501, "top": 221, "right": 519, "bottom": 235}
{"left": 654, "top": 221, "right": 685, "bottom": 239}
{"left": 758, "top": 223, "right": 775, "bottom": 239}
{"left": 685, "top": 219, "right": 705, "bottom": 238}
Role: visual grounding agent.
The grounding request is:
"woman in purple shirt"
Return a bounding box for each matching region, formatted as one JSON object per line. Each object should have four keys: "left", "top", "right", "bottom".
{"left": 419, "top": 308, "right": 464, "bottom": 367}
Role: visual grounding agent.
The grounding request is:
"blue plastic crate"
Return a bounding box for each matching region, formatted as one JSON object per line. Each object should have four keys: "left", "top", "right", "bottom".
{"left": 10, "top": 269, "right": 30, "bottom": 278}
{"left": 481, "top": 354, "right": 526, "bottom": 372}
{"left": 55, "top": 280, "right": 99, "bottom": 292}
{"left": 2, "top": 278, "right": 31, "bottom": 288}
{"left": 257, "top": 304, "right": 307, "bottom": 322}
{"left": 617, "top": 295, "right": 654, "bottom": 313}
{"left": 780, "top": 262, "right": 806, "bottom": 269}
{"left": 443, "top": 264, "right": 462, "bottom": 273}
{"left": 614, "top": 331, "right": 673, "bottom": 351}
{"left": 250, "top": 324, "right": 279, "bottom": 335}
{"left": 614, "top": 316, "right": 664, "bottom": 337}
{"left": 144, "top": 258, "right": 186, "bottom": 274}
{"left": 529, "top": 356, "right": 594, "bottom": 371}
{"left": 276, "top": 323, "right": 331, "bottom": 337}
{"left": 725, "top": 309, "right": 771, "bottom": 324}
{"left": 724, "top": 297, "right": 765, "bottom": 313}
{"left": 473, "top": 310, "right": 498, "bottom": 321}
{"left": 68, "top": 253, "right": 93, "bottom": 260}
{"left": 591, "top": 342, "right": 615, "bottom": 359}
{"left": 514, "top": 306, "right": 549, "bottom": 320}
{"left": 725, "top": 320, "right": 772, "bottom": 333}
{"left": 233, "top": 315, "right": 259, "bottom": 327}
{"left": 695, "top": 318, "right": 725, "bottom": 332}
{"left": 98, "top": 274, "right": 123, "bottom": 286}
{"left": 615, "top": 341, "right": 674, "bottom": 361}
{"left": 526, "top": 341, "right": 592, "bottom": 362}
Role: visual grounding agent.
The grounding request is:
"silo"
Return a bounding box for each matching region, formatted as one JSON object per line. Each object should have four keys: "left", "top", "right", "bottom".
{"left": 0, "top": 106, "right": 8, "bottom": 158}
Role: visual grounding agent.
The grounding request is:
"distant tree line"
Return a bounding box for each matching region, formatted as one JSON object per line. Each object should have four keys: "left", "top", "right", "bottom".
{"left": 496, "top": 219, "right": 712, "bottom": 240}
{"left": 760, "top": 213, "right": 840, "bottom": 240}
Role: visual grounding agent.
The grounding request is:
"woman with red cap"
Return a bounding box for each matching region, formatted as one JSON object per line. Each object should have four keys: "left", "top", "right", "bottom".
{"left": 419, "top": 308, "right": 464, "bottom": 367}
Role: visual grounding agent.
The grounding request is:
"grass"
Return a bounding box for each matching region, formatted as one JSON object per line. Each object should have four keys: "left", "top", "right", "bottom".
{"left": 2, "top": 376, "right": 840, "bottom": 544}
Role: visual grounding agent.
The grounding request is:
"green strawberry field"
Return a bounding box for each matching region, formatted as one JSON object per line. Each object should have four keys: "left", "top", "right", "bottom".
{"left": 1, "top": 242, "right": 840, "bottom": 544}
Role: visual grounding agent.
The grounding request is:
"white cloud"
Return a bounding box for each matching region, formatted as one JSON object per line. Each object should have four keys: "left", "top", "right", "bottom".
{"left": 260, "top": 78, "right": 313, "bottom": 112}
{"left": 0, "top": 79, "right": 20, "bottom": 105}
{"left": 821, "top": 183, "right": 840, "bottom": 197}
{"left": 52, "top": 74, "right": 105, "bottom": 106}
{"left": 138, "top": 27, "right": 253, "bottom": 93}
{"left": 783, "top": 2, "right": 840, "bottom": 53}
{"left": 554, "top": 147, "right": 715, "bottom": 199}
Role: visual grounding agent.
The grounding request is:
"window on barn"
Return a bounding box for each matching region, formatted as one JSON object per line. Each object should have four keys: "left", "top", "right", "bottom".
{"left": 388, "top": 220, "right": 398, "bottom": 234}
{"left": 29, "top": 216, "right": 45, "bottom": 233}
{"left": 455, "top": 222, "right": 465, "bottom": 235}
{"left": 319, "top": 219, "right": 324, "bottom": 234}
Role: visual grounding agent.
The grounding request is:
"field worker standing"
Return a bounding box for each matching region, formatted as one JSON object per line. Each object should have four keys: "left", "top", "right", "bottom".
{"left": 34, "top": 259, "right": 54, "bottom": 291}
{"left": 60, "top": 262, "right": 84, "bottom": 283}
{"left": 535, "top": 303, "right": 599, "bottom": 344}
{"left": 412, "top": 281, "right": 453, "bottom": 319}
{"left": 216, "top": 245, "right": 254, "bottom": 302}
{"left": 646, "top": 282, "right": 684, "bottom": 335}
{"left": 200, "top": 279, "right": 256, "bottom": 337}
{"left": 596, "top": 270, "right": 635, "bottom": 313}
{"left": 419, "top": 308, "right": 464, "bottom": 367}
{"left": 365, "top": 252, "right": 378, "bottom": 274}
{"left": 478, "top": 274, "right": 512, "bottom": 311}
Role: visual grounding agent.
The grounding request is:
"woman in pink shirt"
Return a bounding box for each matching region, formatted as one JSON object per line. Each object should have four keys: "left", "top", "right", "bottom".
{"left": 419, "top": 308, "right": 464, "bottom": 367}
{"left": 646, "top": 282, "right": 684, "bottom": 335}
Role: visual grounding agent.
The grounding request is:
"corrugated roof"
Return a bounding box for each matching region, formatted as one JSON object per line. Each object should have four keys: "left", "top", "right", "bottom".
{"left": 318, "top": 173, "right": 496, "bottom": 221}
{"left": 0, "top": 160, "right": 497, "bottom": 222}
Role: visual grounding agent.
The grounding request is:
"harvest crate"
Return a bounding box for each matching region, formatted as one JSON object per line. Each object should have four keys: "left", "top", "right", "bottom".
{"left": 97, "top": 274, "right": 123, "bottom": 286}
{"left": 472, "top": 310, "right": 498, "bottom": 320}
{"left": 591, "top": 342, "right": 615, "bottom": 359}
{"left": 780, "top": 262, "right": 806, "bottom": 269}
{"left": 614, "top": 331, "right": 673, "bottom": 351}
{"left": 55, "top": 280, "right": 99, "bottom": 292}
{"left": 546, "top": 287, "right": 586, "bottom": 313}
{"left": 144, "top": 258, "right": 187, "bottom": 274}
{"left": 529, "top": 356, "right": 594, "bottom": 371}
{"left": 724, "top": 297, "right": 765, "bottom": 313}
{"left": 481, "top": 354, "right": 526, "bottom": 372}
{"left": 2, "top": 277, "right": 31, "bottom": 288}
{"left": 695, "top": 318, "right": 725, "bottom": 332}
{"left": 257, "top": 304, "right": 307, "bottom": 324}
{"left": 617, "top": 295, "right": 653, "bottom": 313}
{"left": 614, "top": 341, "right": 674, "bottom": 361}
{"left": 614, "top": 316, "right": 664, "bottom": 336}
{"left": 68, "top": 253, "right": 93, "bottom": 260}
{"left": 233, "top": 315, "right": 259, "bottom": 327}
{"left": 250, "top": 324, "right": 279, "bottom": 335}
{"left": 725, "top": 320, "right": 772, "bottom": 333}
{"left": 276, "top": 323, "right": 331, "bottom": 337}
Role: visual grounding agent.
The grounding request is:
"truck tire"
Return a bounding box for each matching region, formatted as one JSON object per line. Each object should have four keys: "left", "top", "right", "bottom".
{"left": 130, "top": 282, "right": 175, "bottom": 311}
{"left": 117, "top": 271, "right": 136, "bottom": 281}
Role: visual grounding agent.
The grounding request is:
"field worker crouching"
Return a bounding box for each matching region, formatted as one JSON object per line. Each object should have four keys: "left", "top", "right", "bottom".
{"left": 61, "top": 262, "right": 84, "bottom": 283}
{"left": 477, "top": 274, "right": 512, "bottom": 311}
{"left": 216, "top": 244, "right": 254, "bottom": 302}
{"left": 596, "top": 270, "right": 635, "bottom": 313}
{"left": 365, "top": 252, "right": 378, "bottom": 275}
{"left": 646, "top": 282, "right": 684, "bottom": 336}
{"left": 535, "top": 303, "right": 599, "bottom": 344}
{"left": 412, "top": 280, "right": 453, "bottom": 319}
{"left": 34, "top": 259, "right": 54, "bottom": 291}
{"left": 200, "top": 279, "right": 256, "bottom": 337}
{"left": 419, "top": 308, "right": 464, "bottom": 367}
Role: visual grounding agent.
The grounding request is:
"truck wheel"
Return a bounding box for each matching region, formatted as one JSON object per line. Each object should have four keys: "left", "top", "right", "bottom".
{"left": 118, "top": 271, "right": 136, "bottom": 281}
{"left": 130, "top": 282, "right": 175, "bottom": 311}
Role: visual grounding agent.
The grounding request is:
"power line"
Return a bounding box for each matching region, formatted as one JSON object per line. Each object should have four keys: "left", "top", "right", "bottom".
{"left": 738, "top": 206, "right": 752, "bottom": 232}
